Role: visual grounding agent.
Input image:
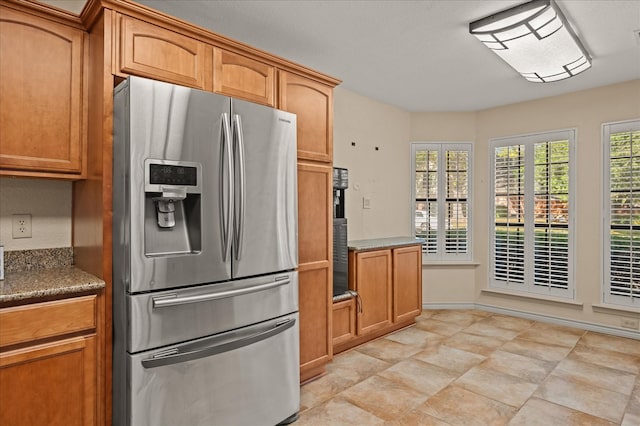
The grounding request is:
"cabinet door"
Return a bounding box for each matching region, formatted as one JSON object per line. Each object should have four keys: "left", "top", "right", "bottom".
{"left": 0, "top": 6, "right": 85, "bottom": 176}
{"left": 332, "top": 298, "right": 356, "bottom": 347}
{"left": 279, "top": 71, "right": 333, "bottom": 163}
{"left": 298, "top": 266, "right": 331, "bottom": 381}
{"left": 0, "top": 336, "right": 97, "bottom": 426}
{"left": 118, "top": 15, "right": 211, "bottom": 90}
{"left": 213, "top": 49, "right": 274, "bottom": 106}
{"left": 297, "top": 162, "right": 332, "bottom": 381}
{"left": 393, "top": 245, "right": 423, "bottom": 323}
{"left": 354, "top": 250, "right": 393, "bottom": 336}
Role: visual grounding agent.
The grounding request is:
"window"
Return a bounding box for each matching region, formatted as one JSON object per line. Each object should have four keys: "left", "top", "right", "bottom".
{"left": 411, "top": 143, "right": 472, "bottom": 261}
{"left": 490, "top": 130, "right": 575, "bottom": 298}
{"left": 603, "top": 120, "right": 640, "bottom": 308}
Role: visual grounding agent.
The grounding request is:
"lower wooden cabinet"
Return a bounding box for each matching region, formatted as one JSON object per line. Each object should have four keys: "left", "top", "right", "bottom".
{"left": 298, "top": 266, "right": 332, "bottom": 382}
{"left": 0, "top": 295, "right": 98, "bottom": 426}
{"left": 332, "top": 298, "right": 356, "bottom": 347}
{"left": 333, "top": 244, "right": 422, "bottom": 354}
{"left": 393, "top": 245, "right": 423, "bottom": 323}
{"left": 353, "top": 249, "right": 393, "bottom": 336}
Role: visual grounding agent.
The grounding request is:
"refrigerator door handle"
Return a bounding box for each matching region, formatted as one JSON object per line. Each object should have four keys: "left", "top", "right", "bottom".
{"left": 152, "top": 277, "right": 291, "bottom": 308}
{"left": 220, "top": 112, "right": 233, "bottom": 262}
{"left": 232, "top": 114, "right": 246, "bottom": 262}
{"left": 141, "top": 318, "right": 296, "bottom": 368}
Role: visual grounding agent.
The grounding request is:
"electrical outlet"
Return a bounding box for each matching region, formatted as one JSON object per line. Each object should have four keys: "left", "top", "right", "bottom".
{"left": 12, "top": 214, "right": 32, "bottom": 239}
{"left": 620, "top": 318, "right": 639, "bottom": 330}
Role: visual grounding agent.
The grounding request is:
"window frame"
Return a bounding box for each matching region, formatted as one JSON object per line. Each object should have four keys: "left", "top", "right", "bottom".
{"left": 411, "top": 142, "right": 473, "bottom": 263}
{"left": 602, "top": 119, "right": 640, "bottom": 308}
{"left": 489, "top": 129, "right": 576, "bottom": 299}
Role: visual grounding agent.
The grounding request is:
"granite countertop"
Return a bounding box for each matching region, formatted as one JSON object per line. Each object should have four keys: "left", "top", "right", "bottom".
{"left": 348, "top": 236, "right": 426, "bottom": 251}
{"left": 0, "top": 248, "right": 105, "bottom": 303}
{"left": 0, "top": 267, "right": 105, "bottom": 303}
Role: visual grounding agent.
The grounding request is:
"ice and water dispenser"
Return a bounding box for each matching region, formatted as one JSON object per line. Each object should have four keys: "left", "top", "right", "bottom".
{"left": 144, "top": 159, "right": 203, "bottom": 256}
{"left": 333, "top": 167, "right": 348, "bottom": 296}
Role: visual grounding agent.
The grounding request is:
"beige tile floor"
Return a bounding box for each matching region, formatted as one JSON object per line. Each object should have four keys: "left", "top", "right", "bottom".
{"left": 297, "top": 309, "right": 640, "bottom": 426}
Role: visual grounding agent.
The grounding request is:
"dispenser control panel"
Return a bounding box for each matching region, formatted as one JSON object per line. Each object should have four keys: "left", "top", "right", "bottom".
{"left": 149, "top": 164, "right": 198, "bottom": 186}
{"left": 144, "top": 159, "right": 202, "bottom": 194}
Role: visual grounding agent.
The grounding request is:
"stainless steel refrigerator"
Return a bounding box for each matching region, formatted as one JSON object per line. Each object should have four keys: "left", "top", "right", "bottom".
{"left": 112, "top": 76, "right": 299, "bottom": 426}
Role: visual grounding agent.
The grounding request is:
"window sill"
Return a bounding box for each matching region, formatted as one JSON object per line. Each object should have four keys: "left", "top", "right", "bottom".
{"left": 422, "top": 261, "right": 480, "bottom": 267}
{"left": 592, "top": 303, "right": 640, "bottom": 315}
{"left": 481, "top": 288, "right": 583, "bottom": 308}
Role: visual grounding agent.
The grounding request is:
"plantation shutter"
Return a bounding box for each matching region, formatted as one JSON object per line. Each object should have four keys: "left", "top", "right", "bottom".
{"left": 413, "top": 143, "right": 472, "bottom": 261}
{"left": 491, "top": 130, "right": 574, "bottom": 298}
{"left": 533, "top": 140, "right": 570, "bottom": 291}
{"left": 414, "top": 148, "right": 439, "bottom": 254}
{"left": 493, "top": 145, "right": 525, "bottom": 284}
{"left": 604, "top": 121, "right": 640, "bottom": 307}
{"left": 445, "top": 150, "right": 469, "bottom": 254}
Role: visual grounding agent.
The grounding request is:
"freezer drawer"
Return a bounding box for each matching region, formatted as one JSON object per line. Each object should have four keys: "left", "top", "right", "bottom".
{"left": 122, "top": 313, "right": 300, "bottom": 426}
{"left": 126, "top": 271, "right": 298, "bottom": 353}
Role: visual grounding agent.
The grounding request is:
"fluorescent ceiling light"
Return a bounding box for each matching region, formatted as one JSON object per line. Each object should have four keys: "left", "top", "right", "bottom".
{"left": 469, "top": 0, "right": 591, "bottom": 83}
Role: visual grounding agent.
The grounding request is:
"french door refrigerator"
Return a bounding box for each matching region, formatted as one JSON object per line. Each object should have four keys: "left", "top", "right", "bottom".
{"left": 112, "top": 76, "right": 299, "bottom": 426}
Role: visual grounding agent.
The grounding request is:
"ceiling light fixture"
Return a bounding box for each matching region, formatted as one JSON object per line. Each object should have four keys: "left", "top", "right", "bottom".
{"left": 469, "top": 0, "right": 591, "bottom": 83}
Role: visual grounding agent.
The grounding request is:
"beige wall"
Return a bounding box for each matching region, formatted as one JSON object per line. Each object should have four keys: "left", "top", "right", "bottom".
{"left": 0, "top": 177, "right": 72, "bottom": 250}
{"left": 334, "top": 80, "right": 640, "bottom": 333}
{"left": 409, "top": 111, "right": 478, "bottom": 305}
{"left": 474, "top": 79, "right": 640, "bottom": 331}
{"left": 334, "top": 87, "right": 411, "bottom": 241}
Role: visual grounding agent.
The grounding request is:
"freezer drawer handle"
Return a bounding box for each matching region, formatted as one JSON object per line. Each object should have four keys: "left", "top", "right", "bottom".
{"left": 152, "top": 278, "right": 291, "bottom": 308}
{"left": 141, "top": 318, "right": 296, "bottom": 368}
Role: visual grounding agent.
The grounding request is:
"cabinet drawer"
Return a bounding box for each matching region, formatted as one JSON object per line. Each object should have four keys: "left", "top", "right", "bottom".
{"left": 0, "top": 295, "right": 96, "bottom": 348}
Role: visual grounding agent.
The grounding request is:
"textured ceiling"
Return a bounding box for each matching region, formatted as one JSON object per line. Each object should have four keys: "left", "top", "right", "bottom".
{"left": 43, "top": 0, "right": 640, "bottom": 111}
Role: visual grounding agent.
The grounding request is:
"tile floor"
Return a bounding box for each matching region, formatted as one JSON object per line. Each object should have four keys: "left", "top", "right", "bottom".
{"left": 297, "top": 309, "right": 640, "bottom": 425}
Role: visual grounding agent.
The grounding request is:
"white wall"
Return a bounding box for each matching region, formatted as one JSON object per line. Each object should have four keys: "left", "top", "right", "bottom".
{"left": 0, "top": 177, "right": 72, "bottom": 250}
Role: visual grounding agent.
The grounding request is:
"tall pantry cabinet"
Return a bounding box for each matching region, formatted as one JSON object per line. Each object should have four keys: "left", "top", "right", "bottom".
{"left": 279, "top": 72, "right": 335, "bottom": 381}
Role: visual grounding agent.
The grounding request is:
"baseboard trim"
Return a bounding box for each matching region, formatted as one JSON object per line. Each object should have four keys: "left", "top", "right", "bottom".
{"left": 423, "top": 302, "right": 640, "bottom": 340}
{"left": 422, "top": 303, "right": 476, "bottom": 310}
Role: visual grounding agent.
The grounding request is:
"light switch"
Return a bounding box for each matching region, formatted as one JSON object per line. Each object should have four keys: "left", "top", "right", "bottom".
{"left": 362, "top": 197, "right": 371, "bottom": 209}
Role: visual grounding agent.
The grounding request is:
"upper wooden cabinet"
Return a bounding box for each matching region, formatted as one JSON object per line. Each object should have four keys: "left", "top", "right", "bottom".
{"left": 116, "top": 14, "right": 212, "bottom": 90}
{"left": 0, "top": 5, "right": 87, "bottom": 178}
{"left": 279, "top": 71, "right": 333, "bottom": 163}
{"left": 213, "top": 49, "right": 275, "bottom": 106}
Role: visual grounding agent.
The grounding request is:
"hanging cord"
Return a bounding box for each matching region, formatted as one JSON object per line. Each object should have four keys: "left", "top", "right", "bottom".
{"left": 346, "top": 290, "right": 363, "bottom": 313}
